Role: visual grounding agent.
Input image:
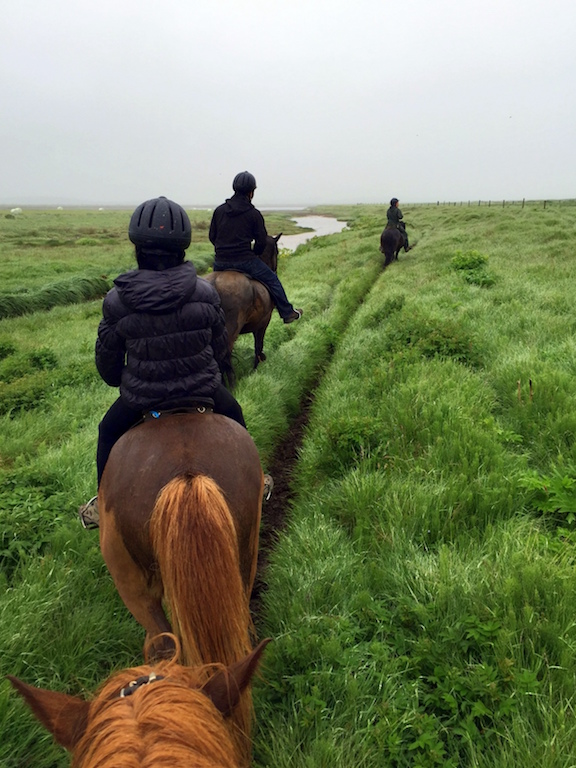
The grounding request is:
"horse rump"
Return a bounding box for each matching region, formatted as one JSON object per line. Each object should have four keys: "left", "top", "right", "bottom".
{"left": 380, "top": 226, "right": 403, "bottom": 267}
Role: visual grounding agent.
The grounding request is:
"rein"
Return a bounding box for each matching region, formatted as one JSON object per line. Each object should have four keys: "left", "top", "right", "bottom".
{"left": 119, "top": 672, "right": 165, "bottom": 698}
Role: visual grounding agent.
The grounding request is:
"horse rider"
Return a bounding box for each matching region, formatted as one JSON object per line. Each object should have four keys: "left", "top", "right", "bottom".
{"left": 78, "top": 196, "right": 271, "bottom": 529}
{"left": 209, "top": 171, "right": 303, "bottom": 324}
{"left": 386, "top": 197, "right": 412, "bottom": 252}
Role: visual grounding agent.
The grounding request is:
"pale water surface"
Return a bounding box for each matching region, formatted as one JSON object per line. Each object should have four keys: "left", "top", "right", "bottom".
{"left": 278, "top": 216, "right": 347, "bottom": 251}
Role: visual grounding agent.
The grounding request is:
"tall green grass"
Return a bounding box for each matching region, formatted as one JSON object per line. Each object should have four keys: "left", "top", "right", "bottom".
{"left": 253, "top": 201, "right": 576, "bottom": 766}
{"left": 0, "top": 207, "right": 309, "bottom": 299}
{"left": 2, "top": 202, "right": 576, "bottom": 766}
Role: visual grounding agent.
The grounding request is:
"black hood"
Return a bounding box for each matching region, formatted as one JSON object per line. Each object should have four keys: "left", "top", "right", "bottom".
{"left": 113, "top": 261, "right": 198, "bottom": 313}
{"left": 222, "top": 193, "right": 254, "bottom": 217}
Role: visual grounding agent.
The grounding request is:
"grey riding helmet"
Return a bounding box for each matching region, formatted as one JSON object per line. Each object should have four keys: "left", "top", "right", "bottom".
{"left": 129, "top": 196, "right": 192, "bottom": 249}
{"left": 232, "top": 171, "right": 257, "bottom": 194}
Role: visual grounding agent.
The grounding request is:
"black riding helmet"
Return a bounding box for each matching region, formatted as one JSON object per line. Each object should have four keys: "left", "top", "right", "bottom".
{"left": 129, "top": 196, "right": 192, "bottom": 249}
{"left": 390, "top": 197, "right": 399, "bottom": 206}
{"left": 232, "top": 171, "right": 257, "bottom": 195}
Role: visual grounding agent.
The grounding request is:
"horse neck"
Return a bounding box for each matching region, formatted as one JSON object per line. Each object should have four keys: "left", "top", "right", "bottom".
{"left": 259, "top": 253, "right": 276, "bottom": 272}
{"left": 259, "top": 238, "right": 278, "bottom": 272}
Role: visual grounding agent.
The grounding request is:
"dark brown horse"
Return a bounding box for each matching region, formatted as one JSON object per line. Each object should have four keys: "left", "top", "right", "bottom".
{"left": 205, "top": 234, "right": 281, "bottom": 368}
{"left": 96, "top": 412, "right": 264, "bottom": 756}
{"left": 380, "top": 226, "right": 404, "bottom": 267}
{"left": 9, "top": 634, "right": 269, "bottom": 768}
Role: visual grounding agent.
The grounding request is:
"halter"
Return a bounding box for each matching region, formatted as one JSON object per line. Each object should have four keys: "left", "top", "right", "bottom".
{"left": 119, "top": 672, "right": 165, "bottom": 698}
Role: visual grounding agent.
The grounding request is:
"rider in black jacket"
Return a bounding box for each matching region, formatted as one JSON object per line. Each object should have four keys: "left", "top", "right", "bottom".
{"left": 386, "top": 197, "right": 411, "bottom": 252}
{"left": 79, "top": 196, "right": 246, "bottom": 528}
{"left": 209, "top": 172, "right": 303, "bottom": 323}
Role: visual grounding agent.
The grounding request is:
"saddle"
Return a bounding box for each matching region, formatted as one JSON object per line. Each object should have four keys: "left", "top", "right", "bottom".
{"left": 141, "top": 404, "right": 214, "bottom": 422}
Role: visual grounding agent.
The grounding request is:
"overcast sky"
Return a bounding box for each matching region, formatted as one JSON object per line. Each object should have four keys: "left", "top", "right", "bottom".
{"left": 1, "top": 0, "right": 574, "bottom": 207}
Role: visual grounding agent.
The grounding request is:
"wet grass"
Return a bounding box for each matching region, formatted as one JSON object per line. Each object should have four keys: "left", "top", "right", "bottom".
{"left": 2, "top": 202, "right": 576, "bottom": 766}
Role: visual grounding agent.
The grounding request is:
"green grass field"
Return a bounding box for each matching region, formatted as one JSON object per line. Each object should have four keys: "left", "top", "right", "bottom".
{"left": 1, "top": 201, "right": 576, "bottom": 766}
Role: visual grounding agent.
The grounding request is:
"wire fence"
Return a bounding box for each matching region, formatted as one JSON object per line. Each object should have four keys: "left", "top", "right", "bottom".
{"left": 427, "top": 199, "right": 576, "bottom": 209}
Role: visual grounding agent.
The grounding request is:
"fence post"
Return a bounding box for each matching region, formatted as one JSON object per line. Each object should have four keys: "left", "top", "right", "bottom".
{"left": 522, "top": 198, "right": 525, "bottom": 208}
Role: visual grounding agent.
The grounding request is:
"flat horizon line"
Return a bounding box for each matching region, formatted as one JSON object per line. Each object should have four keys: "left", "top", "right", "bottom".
{"left": 1, "top": 197, "right": 574, "bottom": 210}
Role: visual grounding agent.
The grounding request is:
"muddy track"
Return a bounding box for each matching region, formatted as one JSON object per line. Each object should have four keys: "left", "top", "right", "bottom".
{"left": 250, "top": 390, "right": 315, "bottom": 622}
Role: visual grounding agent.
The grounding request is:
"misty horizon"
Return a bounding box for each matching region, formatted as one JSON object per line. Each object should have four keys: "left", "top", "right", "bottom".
{"left": 2, "top": 0, "right": 574, "bottom": 209}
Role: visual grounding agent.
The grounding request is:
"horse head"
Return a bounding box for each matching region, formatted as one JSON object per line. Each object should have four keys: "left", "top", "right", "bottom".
{"left": 8, "top": 638, "right": 270, "bottom": 767}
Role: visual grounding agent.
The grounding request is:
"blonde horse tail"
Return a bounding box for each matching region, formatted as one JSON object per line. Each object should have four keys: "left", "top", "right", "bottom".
{"left": 149, "top": 474, "right": 255, "bottom": 763}
{"left": 149, "top": 473, "right": 253, "bottom": 669}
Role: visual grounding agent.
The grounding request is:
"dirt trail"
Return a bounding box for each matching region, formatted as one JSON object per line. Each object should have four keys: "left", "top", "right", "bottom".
{"left": 250, "top": 392, "right": 314, "bottom": 621}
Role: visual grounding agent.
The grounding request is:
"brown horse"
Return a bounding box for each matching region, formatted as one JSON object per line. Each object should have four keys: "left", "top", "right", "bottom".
{"left": 9, "top": 635, "right": 269, "bottom": 768}
{"left": 380, "top": 225, "right": 404, "bottom": 267}
{"left": 205, "top": 234, "right": 281, "bottom": 368}
{"left": 96, "top": 412, "right": 264, "bottom": 757}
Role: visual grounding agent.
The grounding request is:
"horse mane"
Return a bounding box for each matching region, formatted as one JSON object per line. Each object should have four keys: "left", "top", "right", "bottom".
{"left": 72, "top": 653, "right": 240, "bottom": 768}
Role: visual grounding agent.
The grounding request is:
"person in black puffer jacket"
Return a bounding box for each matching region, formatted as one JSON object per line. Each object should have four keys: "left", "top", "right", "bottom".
{"left": 209, "top": 171, "right": 303, "bottom": 323}
{"left": 78, "top": 196, "right": 246, "bottom": 528}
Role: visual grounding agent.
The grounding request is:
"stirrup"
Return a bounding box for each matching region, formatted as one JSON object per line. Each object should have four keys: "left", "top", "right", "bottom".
{"left": 78, "top": 496, "right": 99, "bottom": 529}
{"left": 263, "top": 474, "right": 274, "bottom": 501}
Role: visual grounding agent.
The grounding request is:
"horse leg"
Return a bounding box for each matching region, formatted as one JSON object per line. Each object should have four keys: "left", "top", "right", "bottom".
{"left": 99, "top": 505, "right": 174, "bottom": 658}
{"left": 253, "top": 327, "right": 267, "bottom": 368}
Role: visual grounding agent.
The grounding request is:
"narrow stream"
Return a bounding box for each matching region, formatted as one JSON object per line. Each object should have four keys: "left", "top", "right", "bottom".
{"left": 278, "top": 215, "right": 347, "bottom": 251}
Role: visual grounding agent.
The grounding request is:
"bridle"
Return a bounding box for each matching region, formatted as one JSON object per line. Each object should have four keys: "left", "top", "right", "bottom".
{"left": 119, "top": 672, "right": 165, "bottom": 698}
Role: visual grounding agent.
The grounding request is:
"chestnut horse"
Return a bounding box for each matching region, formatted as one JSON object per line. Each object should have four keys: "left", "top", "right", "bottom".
{"left": 96, "top": 412, "right": 264, "bottom": 756}
{"left": 205, "top": 234, "right": 281, "bottom": 369}
{"left": 380, "top": 226, "right": 404, "bottom": 267}
{"left": 9, "top": 635, "right": 269, "bottom": 768}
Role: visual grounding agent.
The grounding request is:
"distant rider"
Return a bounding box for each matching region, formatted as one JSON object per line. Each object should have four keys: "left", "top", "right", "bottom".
{"left": 386, "top": 197, "right": 411, "bottom": 252}
{"left": 209, "top": 171, "right": 303, "bottom": 324}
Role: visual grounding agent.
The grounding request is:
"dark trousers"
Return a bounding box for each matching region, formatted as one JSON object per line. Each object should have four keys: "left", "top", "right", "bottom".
{"left": 214, "top": 258, "right": 294, "bottom": 319}
{"left": 398, "top": 222, "right": 409, "bottom": 249}
{"left": 96, "top": 386, "right": 246, "bottom": 485}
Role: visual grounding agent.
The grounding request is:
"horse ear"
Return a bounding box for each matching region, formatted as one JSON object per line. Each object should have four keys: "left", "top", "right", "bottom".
{"left": 201, "top": 638, "right": 271, "bottom": 717}
{"left": 7, "top": 676, "right": 90, "bottom": 750}
{"left": 274, "top": 233, "right": 282, "bottom": 242}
